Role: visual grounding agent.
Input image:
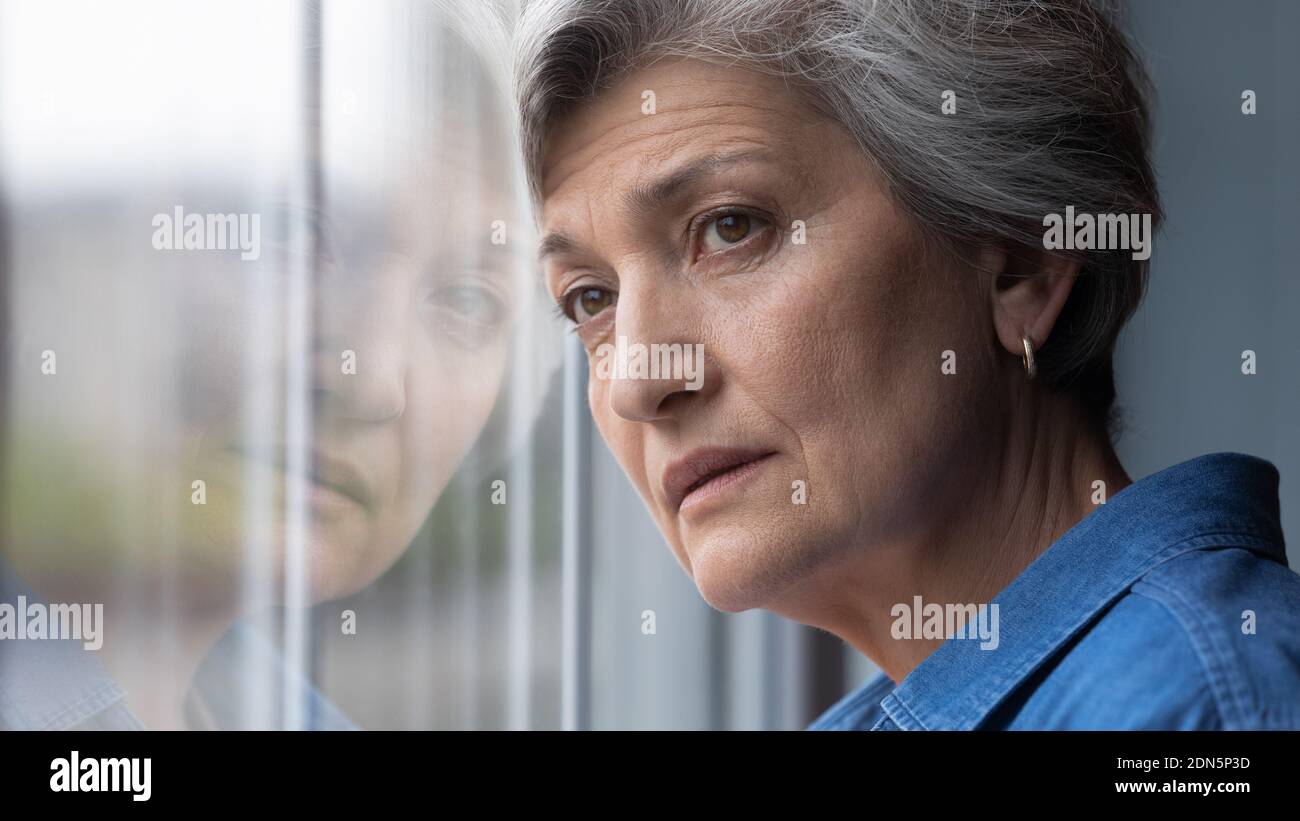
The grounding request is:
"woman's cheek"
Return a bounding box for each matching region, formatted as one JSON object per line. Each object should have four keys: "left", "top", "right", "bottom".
{"left": 418, "top": 345, "right": 508, "bottom": 451}
{"left": 589, "top": 383, "right": 654, "bottom": 495}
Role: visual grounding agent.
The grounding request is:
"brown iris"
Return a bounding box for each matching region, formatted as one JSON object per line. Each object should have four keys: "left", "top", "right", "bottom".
{"left": 575, "top": 287, "right": 614, "bottom": 321}
{"left": 714, "top": 213, "right": 751, "bottom": 244}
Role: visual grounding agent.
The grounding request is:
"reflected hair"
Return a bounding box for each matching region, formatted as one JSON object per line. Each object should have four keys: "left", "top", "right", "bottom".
{"left": 515, "top": 0, "right": 1161, "bottom": 435}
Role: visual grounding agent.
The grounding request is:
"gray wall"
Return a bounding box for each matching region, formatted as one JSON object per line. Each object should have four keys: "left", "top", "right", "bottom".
{"left": 1117, "top": 0, "right": 1299, "bottom": 566}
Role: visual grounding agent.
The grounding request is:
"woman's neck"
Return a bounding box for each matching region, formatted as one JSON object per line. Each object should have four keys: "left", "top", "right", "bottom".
{"left": 96, "top": 596, "right": 240, "bottom": 730}
{"left": 779, "top": 390, "right": 1131, "bottom": 684}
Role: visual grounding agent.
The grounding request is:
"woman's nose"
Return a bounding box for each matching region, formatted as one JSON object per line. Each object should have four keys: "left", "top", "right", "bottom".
{"left": 605, "top": 290, "right": 711, "bottom": 423}
{"left": 313, "top": 285, "right": 409, "bottom": 424}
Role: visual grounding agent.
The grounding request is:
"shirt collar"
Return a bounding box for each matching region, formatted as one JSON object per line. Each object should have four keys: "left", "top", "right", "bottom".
{"left": 879, "top": 451, "right": 1285, "bottom": 730}
{"left": 186, "top": 619, "right": 357, "bottom": 731}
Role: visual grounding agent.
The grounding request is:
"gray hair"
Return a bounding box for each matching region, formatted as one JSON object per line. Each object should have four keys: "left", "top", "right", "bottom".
{"left": 515, "top": 0, "right": 1161, "bottom": 434}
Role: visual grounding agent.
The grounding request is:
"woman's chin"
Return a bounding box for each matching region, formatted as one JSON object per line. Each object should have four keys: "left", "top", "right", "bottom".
{"left": 683, "top": 529, "right": 787, "bottom": 613}
{"left": 681, "top": 510, "right": 847, "bottom": 615}
{"left": 263, "top": 527, "right": 399, "bottom": 606}
{"left": 165, "top": 523, "right": 394, "bottom": 613}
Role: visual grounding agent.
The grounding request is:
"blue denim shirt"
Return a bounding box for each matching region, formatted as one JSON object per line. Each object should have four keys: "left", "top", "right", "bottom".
{"left": 809, "top": 452, "right": 1300, "bottom": 730}
{"left": 0, "top": 565, "right": 356, "bottom": 730}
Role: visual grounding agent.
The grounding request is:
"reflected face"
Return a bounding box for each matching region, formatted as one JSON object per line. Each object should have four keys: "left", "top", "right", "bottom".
{"left": 5, "top": 129, "right": 526, "bottom": 610}
{"left": 186, "top": 177, "right": 522, "bottom": 603}
{"left": 541, "top": 59, "right": 996, "bottom": 613}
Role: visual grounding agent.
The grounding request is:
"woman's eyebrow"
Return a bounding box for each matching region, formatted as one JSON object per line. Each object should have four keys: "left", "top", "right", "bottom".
{"left": 537, "top": 148, "right": 777, "bottom": 264}
{"left": 621, "top": 148, "right": 774, "bottom": 218}
{"left": 537, "top": 231, "right": 579, "bottom": 261}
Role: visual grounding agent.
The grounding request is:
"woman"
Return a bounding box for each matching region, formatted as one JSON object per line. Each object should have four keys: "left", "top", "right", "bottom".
{"left": 517, "top": 0, "right": 1300, "bottom": 729}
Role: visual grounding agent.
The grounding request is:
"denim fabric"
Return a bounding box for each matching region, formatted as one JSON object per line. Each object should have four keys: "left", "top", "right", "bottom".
{"left": 0, "top": 565, "right": 356, "bottom": 730}
{"left": 809, "top": 452, "right": 1300, "bottom": 730}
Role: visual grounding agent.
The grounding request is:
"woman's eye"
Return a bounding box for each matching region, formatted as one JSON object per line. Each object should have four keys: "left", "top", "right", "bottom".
{"left": 431, "top": 284, "right": 507, "bottom": 327}
{"left": 699, "top": 211, "right": 765, "bottom": 256}
{"left": 562, "top": 286, "right": 616, "bottom": 324}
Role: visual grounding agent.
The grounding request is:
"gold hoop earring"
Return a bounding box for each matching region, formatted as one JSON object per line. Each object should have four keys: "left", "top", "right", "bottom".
{"left": 1021, "top": 333, "right": 1037, "bottom": 381}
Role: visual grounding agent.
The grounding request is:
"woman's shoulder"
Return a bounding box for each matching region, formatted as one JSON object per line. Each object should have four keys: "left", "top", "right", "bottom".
{"left": 1040, "top": 545, "right": 1300, "bottom": 730}
{"left": 1128, "top": 545, "right": 1300, "bottom": 727}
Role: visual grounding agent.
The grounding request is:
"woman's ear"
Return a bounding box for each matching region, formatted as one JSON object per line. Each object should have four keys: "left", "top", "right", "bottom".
{"left": 980, "top": 244, "right": 1081, "bottom": 361}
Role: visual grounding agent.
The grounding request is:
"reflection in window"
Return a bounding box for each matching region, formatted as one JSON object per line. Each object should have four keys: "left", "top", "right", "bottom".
{"left": 0, "top": 0, "right": 836, "bottom": 730}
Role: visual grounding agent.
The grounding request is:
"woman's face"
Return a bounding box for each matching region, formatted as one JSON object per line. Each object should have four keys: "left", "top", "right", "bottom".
{"left": 4, "top": 130, "right": 525, "bottom": 611}
{"left": 184, "top": 164, "right": 522, "bottom": 605}
{"left": 541, "top": 59, "right": 1001, "bottom": 614}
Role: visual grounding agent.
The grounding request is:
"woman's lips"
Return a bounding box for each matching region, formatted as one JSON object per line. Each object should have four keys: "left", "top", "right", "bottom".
{"left": 228, "top": 446, "right": 375, "bottom": 513}
{"left": 663, "top": 448, "right": 777, "bottom": 514}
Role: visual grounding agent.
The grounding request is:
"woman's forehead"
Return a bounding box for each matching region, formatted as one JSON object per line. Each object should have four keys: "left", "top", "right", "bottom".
{"left": 539, "top": 59, "right": 822, "bottom": 199}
